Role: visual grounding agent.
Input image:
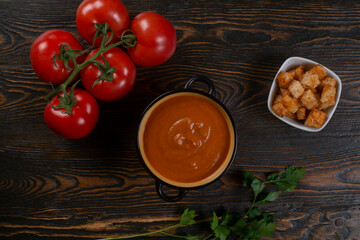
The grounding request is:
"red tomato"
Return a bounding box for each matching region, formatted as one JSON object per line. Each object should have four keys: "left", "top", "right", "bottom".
{"left": 76, "top": 0, "right": 129, "bottom": 47}
{"left": 127, "top": 12, "right": 177, "bottom": 67}
{"left": 81, "top": 47, "right": 136, "bottom": 101}
{"left": 30, "top": 30, "right": 85, "bottom": 85}
{"left": 44, "top": 88, "right": 99, "bottom": 139}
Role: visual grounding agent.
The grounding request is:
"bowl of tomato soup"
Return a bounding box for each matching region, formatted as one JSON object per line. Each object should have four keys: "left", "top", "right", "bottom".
{"left": 137, "top": 76, "right": 237, "bottom": 201}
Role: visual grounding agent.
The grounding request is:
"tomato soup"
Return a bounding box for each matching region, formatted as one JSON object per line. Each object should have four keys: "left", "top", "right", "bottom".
{"left": 138, "top": 92, "right": 235, "bottom": 188}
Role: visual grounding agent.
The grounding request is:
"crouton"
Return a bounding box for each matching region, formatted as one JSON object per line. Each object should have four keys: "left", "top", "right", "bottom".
{"left": 272, "top": 102, "right": 289, "bottom": 117}
{"left": 320, "top": 84, "right": 336, "bottom": 104}
{"left": 296, "top": 107, "right": 307, "bottom": 120}
{"left": 319, "top": 99, "right": 336, "bottom": 110}
{"left": 277, "top": 72, "right": 293, "bottom": 88}
{"left": 309, "top": 88, "right": 318, "bottom": 94}
{"left": 280, "top": 88, "right": 291, "bottom": 97}
{"left": 294, "top": 65, "right": 305, "bottom": 80}
{"left": 300, "top": 89, "right": 319, "bottom": 110}
{"left": 318, "top": 84, "right": 336, "bottom": 110}
{"left": 310, "top": 64, "right": 327, "bottom": 80}
{"left": 288, "top": 80, "right": 305, "bottom": 99}
{"left": 282, "top": 95, "right": 299, "bottom": 113}
{"left": 318, "top": 76, "right": 337, "bottom": 91}
{"left": 289, "top": 69, "right": 296, "bottom": 78}
{"left": 304, "top": 109, "right": 327, "bottom": 128}
{"left": 274, "top": 94, "right": 283, "bottom": 104}
{"left": 286, "top": 111, "right": 296, "bottom": 119}
{"left": 300, "top": 71, "right": 320, "bottom": 89}
{"left": 294, "top": 96, "right": 302, "bottom": 108}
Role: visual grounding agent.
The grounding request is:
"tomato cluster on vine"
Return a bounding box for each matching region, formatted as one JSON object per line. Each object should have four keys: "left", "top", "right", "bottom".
{"left": 30, "top": 0, "right": 177, "bottom": 139}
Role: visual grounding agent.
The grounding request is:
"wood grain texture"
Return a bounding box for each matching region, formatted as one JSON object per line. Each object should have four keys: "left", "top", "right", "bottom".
{"left": 0, "top": 0, "right": 360, "bottom": 239}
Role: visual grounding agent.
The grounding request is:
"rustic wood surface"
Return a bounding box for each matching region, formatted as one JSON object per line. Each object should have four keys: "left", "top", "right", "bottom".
{"left": 1, "top": 0, "right": 360, "bottom": 239}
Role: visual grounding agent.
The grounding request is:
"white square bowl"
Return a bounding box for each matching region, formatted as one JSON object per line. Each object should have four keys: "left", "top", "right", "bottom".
{"left": 267, "top": 56, "right": 342, "bottom": 132}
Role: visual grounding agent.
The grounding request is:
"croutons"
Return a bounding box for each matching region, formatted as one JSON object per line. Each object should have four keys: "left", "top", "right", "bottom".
{"left": 277, "top": 72, "right": 293, "bottom": 88}
{"left": 288, "top": 80, "right": 305, "bottom": 99}
{"left": 272, "top": 64, "right": 338, "bottom": 128}
{"left": 304, "top": 109, "right": 327, "bottom": 128}
{"left": 301, "top": 89, "right": 319, "bottom": 110}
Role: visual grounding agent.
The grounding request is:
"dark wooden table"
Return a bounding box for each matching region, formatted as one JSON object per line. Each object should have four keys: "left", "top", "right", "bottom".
{"left": 1, "top": 0, "right": 360, "bottom": 239}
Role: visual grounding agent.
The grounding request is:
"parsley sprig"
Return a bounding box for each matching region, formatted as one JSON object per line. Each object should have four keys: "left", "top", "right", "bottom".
{"left": 97, "top": 165, "right": 306, "bottom": 240}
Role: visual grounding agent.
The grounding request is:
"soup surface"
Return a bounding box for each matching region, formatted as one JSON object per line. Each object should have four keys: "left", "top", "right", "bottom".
{"left": 139, "top": 92, "right": 234, "bottom": 187}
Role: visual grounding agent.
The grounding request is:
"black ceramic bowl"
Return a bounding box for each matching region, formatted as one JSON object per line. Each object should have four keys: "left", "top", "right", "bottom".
{"left": 137, "top": 76, "right": 237, "bottom": 201}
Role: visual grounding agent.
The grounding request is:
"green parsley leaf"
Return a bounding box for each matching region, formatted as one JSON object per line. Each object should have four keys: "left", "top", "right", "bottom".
{"left": 266, "top": 172, "right": 282, "bottom": 181}
{"left": 256, "top": 213, "right": 276, "bottom": 238}
{"left": 243, "top": 171, "right": 256, "bottom": 188}
{"left": 179, "top": 209, "right": 196, "bottom": 226}
{"left": 271, "top": 166, "right": 307, "bottom": 192}
{"left": 210, "top": 211, "right": 218, "bottom": 230}
{"left": 214, "top": 225, "right": 231, "bottom": 240}
{"left": 256, "top": 220, "right": 276, "bottom": 238}
{"left": 242, "top": 214, "right": 276, "bottom": 240}
{"left": 251, "top": 178, "right": 265, "bottom": 195}
{"left": 255, "top": 192, "right": 279, "bottom": 205}
{"left": 248, "top": 207, "right": 260, "bottom": 219}
{"left": 210, "top": 211, "right": 231, "bottom": 240}
{"left": 219, "top": 210, "right": 232, "bottom": 226}
{"left": 231, "top": 217, "right": 247, "bottom": 235}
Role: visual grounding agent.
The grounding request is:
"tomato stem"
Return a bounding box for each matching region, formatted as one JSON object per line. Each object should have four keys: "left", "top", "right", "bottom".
{"left": 45, "top": 23, "right": 137, "bottom": 101}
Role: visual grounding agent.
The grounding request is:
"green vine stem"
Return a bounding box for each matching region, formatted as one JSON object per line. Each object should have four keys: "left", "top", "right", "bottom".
{"left": 45, "top": 23, "right": 136, "bottom": 101}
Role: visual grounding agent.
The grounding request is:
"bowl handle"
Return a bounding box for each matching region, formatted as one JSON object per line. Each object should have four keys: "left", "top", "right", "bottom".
{"left": 184, "top": 76, "right": 215, "bottom": 96}
{"left": 156, "top": 182, "right": 188, "bottom": 202}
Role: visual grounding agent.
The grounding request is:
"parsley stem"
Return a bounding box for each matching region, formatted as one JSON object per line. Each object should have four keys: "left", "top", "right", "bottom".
{"left": 244, "top": 192, "right": 259, "bottom": 217}
{"left": 96, "top": 218, "right": 209, "bottom": 240}
{"left": 160, "top": 231, "right": 189, "bottom": 239}
{"left": 97, "top": 223, "right": 182, "bottom": 240}
{"left": 202, "top": 233, "right": 214, "bottom": 240}
{"left": 264, "top": 179, "right": 281, "bottom": 184}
